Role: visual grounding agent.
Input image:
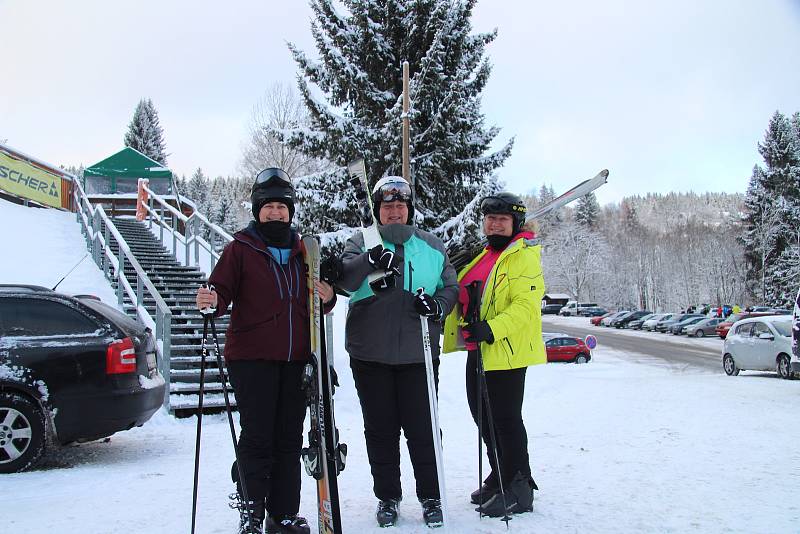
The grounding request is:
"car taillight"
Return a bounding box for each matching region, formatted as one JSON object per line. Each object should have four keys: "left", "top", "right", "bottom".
{"left": 107, "top": 337, "right": 137, "bottom": 374}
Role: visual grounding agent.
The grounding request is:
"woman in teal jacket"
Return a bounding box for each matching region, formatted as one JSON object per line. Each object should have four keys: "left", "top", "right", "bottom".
{"left": 337, "top": 176, "right": 458, "bottom": 528}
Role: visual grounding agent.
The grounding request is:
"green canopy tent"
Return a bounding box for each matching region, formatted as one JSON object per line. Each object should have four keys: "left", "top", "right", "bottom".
{"left": 83, "top": 147, "right": 173, "bottom": 194}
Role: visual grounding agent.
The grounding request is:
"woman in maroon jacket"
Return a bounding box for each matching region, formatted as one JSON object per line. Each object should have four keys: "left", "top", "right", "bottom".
{"left": 196, "top": 168, "right": 334, "bottom": 534}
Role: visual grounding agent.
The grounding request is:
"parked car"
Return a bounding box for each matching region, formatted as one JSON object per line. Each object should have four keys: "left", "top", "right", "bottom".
{"left": 601, "top": 311, "right": 630, "bottom": 327}
{"left": 544, "top": 333, "right": 592, "bottom": 363}
{"left": 541, "top": 303, "right": 564, "bottom": 315}
{"left": 628, "top": 313, "right": 656, "bottom": 330}
{"left": 579, "top": 306, "right": 608, "bottom": 317}
{"left": 722, "top": 315, "right": 794, "bottom": 379}
{"left": 608, "top": 311, "right": 634, "bottom": 327}
{"left": 669, "top": 316, "right": 706, "bottom": 335}
{"left": 684, "top": 318, "right": 722, "bottom": 337}
{"left": 656, "top": 313, "right": 705, "bottom": 333}
{"left": 0, "top": 285, "right": 165, "bottom": 473}
{"left": 715, "top": 312, "right": 777, "bottom": 339}
{"left": 613, "top": 310, "right": 652, "bottom": 329}
{"left": 559, "top": 301, "right": 599, "bottom": 317}
{"left": 591, "top": 312, "right": 614, "bottom": 326}
{"left": 642, "top": 313, "right": 671, "bottom": 331}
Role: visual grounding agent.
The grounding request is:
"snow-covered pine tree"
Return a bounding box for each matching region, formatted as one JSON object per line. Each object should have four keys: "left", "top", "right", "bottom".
{"left": 124, "top": 98, "right": 168, "bottom": 165}
{"left": 184, "top": 168, "right": 210, "bottom": 213}
{"left": 743, "top": 110, "right": 800, "bottom": 306}
{"left": 277, "top": 0, "right": 511, "bottom": 249}
{"left": 575, "top": 191, "right": 600, "bottom": 228}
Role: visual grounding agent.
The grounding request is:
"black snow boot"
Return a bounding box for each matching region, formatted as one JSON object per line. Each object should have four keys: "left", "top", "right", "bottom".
{"left": 475, "top": 472, "right": 536, "bottom": 517}
{"left": 229, "top": 493, "right": 266, "bottom": 534}
{"left": 376, "top": 498, "right": 400, "bottom": 527}
{"left": 470, "top": 472, "right": 499, "bottom": 505}
{"left": 420, "top": 498, "right": 443, "bottom": 528}
{"left": 264, "top": 514, "right": 310, "bottom": 534}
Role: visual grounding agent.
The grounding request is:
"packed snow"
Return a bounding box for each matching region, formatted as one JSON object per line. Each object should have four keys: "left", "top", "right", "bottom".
{"left": 1, "top": 199, "right": 799, "bottom": 533}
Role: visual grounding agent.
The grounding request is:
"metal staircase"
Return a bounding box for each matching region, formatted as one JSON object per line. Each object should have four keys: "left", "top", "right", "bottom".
{"left": 108, "top": 218, "right": 232, "bottom": 414}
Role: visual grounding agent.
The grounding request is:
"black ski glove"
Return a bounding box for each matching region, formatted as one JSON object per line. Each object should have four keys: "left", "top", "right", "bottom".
{"left": 321, "top": 256, "right": 343, "bottom": 284}
{"left": 465, "top": 320, "right": 494, "bottom": 344}
{"left": 367, "top": 245, "right": 401, "bottom": 274}
{"left": 414, "top": 289, "right": 443, "bottom": 319}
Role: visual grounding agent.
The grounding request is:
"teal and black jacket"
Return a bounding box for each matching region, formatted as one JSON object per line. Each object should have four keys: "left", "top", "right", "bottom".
{"left": 339, "top": 224, "right": 458, "bottom": 365}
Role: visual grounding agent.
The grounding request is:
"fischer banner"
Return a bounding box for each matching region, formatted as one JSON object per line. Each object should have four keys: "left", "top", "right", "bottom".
{"left": 0, "top": 151, "right": 62, "bottom": 208}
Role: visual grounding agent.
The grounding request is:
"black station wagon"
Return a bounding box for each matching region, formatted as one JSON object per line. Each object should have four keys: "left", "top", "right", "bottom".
{"left": 0, "top": 285, "right": 164, "bottom": 472}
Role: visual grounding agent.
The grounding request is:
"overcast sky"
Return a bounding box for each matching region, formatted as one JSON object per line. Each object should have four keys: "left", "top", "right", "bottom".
{"left": 2, "top": 0, "right": 799, "bottom": 204}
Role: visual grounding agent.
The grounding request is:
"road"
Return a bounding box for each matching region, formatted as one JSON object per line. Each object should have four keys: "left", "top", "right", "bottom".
{"left": 542, "top": 316, "right": 725, "bottom": 372}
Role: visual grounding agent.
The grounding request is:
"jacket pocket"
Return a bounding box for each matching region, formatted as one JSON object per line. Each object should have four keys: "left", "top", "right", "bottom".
{"left": 231, "top": 312, "right": 282, "bottom": 333}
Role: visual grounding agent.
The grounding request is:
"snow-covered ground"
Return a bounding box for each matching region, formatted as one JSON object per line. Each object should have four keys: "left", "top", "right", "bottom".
{"left": 2, "top": 199, "right": 800, "bottom": 533}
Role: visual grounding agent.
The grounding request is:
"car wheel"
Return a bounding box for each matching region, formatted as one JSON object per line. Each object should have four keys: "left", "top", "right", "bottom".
{"left": 722, "top": 354, "right": 739, "bottom": 377}
{"left": 574, "top": 353, "right": 589, "bottom": 364}
{"left": 694, "top": 330, "right": 705, "bottom": 338}
{"left": 777, "top": 354, "right": 793, "bottom": 380}
{"left": 0, "top": 393, "right": 47, "bottom": 474}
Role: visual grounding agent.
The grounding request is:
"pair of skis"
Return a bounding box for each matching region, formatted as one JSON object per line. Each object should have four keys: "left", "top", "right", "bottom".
{"left": 302, "top": 235, "right": 347, "bottom": 534}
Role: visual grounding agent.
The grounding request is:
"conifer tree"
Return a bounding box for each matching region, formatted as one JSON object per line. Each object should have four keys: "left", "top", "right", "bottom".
{"left": 124, "top": 98, "right": 168, "bottom": 165}
{"left": 743, "top": 110, "right": 800, "bottom": 306}
{"left": 575, "top": 191, "right": 600, "bottom": 228}
{"left": 277, "top": 0, "right": 511, "bottom": 248}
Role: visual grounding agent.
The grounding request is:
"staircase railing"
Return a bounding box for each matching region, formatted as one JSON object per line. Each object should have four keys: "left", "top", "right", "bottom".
{"left": 140, "top": 183, "right": 233, "bottom": 275}
{"left": 73, "top": 179, "right": 172, "bottom": 407}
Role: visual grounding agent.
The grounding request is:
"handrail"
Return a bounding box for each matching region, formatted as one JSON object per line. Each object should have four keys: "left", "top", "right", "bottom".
{"left": 72, "top": 179, "right": 173, "bottom": 408}
{"left": 140, "top": 183, "right": 234, "bottom": 274}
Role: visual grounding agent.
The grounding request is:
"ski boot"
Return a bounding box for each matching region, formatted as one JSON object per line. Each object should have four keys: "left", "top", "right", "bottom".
{"left": 475, "top": 472, "right": 537, "bottom": 517}
{"left": 264, "top": 514, "right": 311, "bottom": 534}
{"left": 229, "top": 492, "right": 265, "bottom": 534}
{"left": 420, "top": 498, "right": 443, "bottom": 528}
{"left": 376, "top": 498, "right": 400, "bottom": 527}
{"left": 470, "top": 473, "right": 499, "bottom": 505}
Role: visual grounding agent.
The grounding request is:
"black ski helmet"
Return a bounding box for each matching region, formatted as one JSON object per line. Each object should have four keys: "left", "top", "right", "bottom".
{"left": 480, "top": 192, "right": 527, "bottom": 234}
{"left": 251, "top": 167, "right": 295, "bottom": 220}
{"left": 372, "top": 175, "right": 414, "bottom": 224}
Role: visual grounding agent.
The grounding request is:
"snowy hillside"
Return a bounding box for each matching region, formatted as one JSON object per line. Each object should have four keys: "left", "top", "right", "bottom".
{"left": 1, "top": 199, "right": 799, "bottom": 533}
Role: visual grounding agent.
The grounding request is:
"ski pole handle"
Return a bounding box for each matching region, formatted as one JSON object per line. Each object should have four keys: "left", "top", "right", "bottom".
{"left": 198, "top": 283, "right": 217, "bottom": 315}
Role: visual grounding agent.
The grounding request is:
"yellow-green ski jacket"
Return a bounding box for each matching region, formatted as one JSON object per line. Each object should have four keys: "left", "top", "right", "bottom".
{"left": 443, "top": 236, "right": 547, "bottom": 371}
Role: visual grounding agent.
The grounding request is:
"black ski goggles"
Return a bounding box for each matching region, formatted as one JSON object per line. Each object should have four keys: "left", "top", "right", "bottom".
{"left": 480, "top": 196, "right": 527, "bottom": 215}
{"left": 255, "top": 167, "right": 291, "bottom": 188}
{"left": 374, "top": 180, "right": 412, "bottom": 203}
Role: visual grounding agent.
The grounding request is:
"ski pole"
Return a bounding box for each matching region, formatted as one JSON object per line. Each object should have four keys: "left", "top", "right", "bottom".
{"left": 208, "top": 308, "right": 254, "bottom": 528}
{"left": 190, "top": 312, "right": 209, "bottom": 534}
{"left": 191, "top": 284, "right": 253, "bottom": 533}
{"left": 466, "top": 281, "right": 512, "bottom": 527}
{"left": 417, "top": 289, "right": 449, "bottom": 528}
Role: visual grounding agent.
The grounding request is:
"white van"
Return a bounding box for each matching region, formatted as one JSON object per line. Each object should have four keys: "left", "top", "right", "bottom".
{"left": 559, "top": 301, "right": 598, "bottom": 316}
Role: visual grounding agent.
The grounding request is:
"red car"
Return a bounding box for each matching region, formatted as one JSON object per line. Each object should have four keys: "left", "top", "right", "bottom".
{"left": 591, "top": 312, "right": 613, "bottom": 326}
{"left": 715, "top": 312, "right": 778, "bottom": 339}
{"left": 544, "top": 334, "right": 591, "bottom": 363}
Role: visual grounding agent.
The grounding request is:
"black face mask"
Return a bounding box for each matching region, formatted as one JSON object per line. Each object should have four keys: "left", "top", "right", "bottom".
{"left": 256, "top": 220, "right": 292, "bottom": 247}
{"left": 487, "top": 233, "right": 514, "bottom": 251}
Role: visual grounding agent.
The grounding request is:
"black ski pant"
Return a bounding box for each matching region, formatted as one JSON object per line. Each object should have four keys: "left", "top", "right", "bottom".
{"left": 227, "top": 359, "right": 307, "bottom": 516}
{"left": 466, "top": 350, "right": 531, "bottom": 487}
{"left": 350, "top": 357, "right": 441, "bottom": 502}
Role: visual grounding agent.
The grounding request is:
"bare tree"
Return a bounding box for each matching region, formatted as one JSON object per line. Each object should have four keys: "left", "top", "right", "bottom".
{"left": 238, "top": 82, "right": 328, "bottom": 179}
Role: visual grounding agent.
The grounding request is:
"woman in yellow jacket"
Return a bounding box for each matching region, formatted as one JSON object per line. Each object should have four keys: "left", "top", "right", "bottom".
{"left": 443, "top": 192, "right": 545, "bottom": 518}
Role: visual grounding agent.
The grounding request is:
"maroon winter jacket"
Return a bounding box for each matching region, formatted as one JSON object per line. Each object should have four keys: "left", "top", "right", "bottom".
{"left": 208, "top": 223, "right": 333, "bottom": 362}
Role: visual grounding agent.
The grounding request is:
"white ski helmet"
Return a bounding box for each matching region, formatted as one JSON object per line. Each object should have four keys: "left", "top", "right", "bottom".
{"left": 372, "top": 175, "right": 414, "bottom": 224}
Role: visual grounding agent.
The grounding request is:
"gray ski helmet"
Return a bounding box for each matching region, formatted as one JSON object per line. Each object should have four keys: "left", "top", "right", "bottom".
{"left": 251, "top": 167, "right": 295, "bottom": 220}
{"left": 372, "top": 175, "right": 414, "bottom": 224}
{"left": 480, "top": 192, "right": 527, "bottom": 233}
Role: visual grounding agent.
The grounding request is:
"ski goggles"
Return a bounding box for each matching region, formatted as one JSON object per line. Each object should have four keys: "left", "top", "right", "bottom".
{"left": 480, "top": 196, "right": 527, "bottom": 215}
{"left": 374, "top": 180, "right": 413, "bottom": 203}
{"left": 254, "top": 167, "right": 291, "bottom": 188}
